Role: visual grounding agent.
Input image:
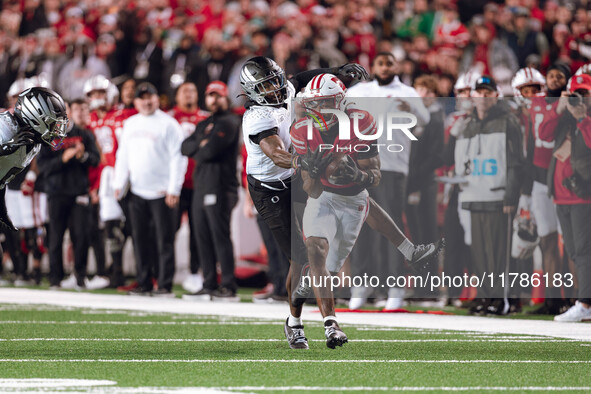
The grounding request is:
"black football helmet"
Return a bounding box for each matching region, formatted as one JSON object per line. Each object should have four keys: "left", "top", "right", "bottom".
{"left": 14, "top": 87, "right": 69, "bottom": 147}
{"left": 240, "top": 56, "right": 288, "bottom": 105}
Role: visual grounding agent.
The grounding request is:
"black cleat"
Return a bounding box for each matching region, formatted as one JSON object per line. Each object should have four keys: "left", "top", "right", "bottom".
{"left": 325, "top": 321, "right": 348, "bottom": 349}
{"left": 409, "top": 238, "right": 445, "bottom": 270}
{"left": 284, "top": 319, "right": 309, "bottom": 349}
{"left": 486, "top": 298, "right": 510, "bottom": 316}
{"left": 468, "top": 298, "right": 488, "bottom": 315}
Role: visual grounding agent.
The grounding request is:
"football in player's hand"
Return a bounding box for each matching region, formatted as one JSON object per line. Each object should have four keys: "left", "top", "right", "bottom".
{"left": 325, "top": 153, "right": 348, "bottom": 182}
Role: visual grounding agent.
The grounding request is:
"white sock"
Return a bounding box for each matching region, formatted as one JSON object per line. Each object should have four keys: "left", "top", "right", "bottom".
{"left": 288, "top": 314, "right": 302, "bottom": 327}
{"left": 323, "top": 315, "right": 337, "bottom": 326}
{"left": 397, "top": 238, "right": 415, "bottom": 260}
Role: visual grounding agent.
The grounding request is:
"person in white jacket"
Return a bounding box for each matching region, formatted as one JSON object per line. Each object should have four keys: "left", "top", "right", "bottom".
{"left": 114, "top": 82, "right": 187, "bottom": 297}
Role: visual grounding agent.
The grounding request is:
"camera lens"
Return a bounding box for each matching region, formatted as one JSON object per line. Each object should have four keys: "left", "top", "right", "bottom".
{"left": 568, "top": 92, "right": 583, "bottom": 106}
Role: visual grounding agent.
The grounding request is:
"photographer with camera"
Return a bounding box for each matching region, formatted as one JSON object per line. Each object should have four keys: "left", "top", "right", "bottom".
{"left": 542, "top": 73, "right": 591, "bottom": 322}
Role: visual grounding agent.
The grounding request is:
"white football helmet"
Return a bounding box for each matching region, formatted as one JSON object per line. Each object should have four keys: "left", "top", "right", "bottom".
{"left": 454, "top": 71, "right": 482, "bottom": 93}
{"left": 83, "top": 75, "right": 117, "bottom": 110}
{"left": 454, "top": 71, "right": 481, "bottom": 111}
{"left": 511, "top": 67, "right": 545, "bottom": 107}
{"left": 301, "top": 73, "right": 347, "bottom": 131}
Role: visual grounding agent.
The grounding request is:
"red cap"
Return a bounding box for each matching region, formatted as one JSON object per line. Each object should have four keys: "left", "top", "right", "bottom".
{"left": 205, "top": 81, "right": 228, "bottom": 97}
{"left": 570, "top": 74, "right": 591, "bottom": 92}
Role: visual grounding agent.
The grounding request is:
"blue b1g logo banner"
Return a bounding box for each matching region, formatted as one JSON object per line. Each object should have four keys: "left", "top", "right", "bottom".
{"left": 471, "top": 158, "right": 498, "bottom": 176}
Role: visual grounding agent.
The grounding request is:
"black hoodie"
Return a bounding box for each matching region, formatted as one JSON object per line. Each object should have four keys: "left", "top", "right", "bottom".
{"left": 36, "top": 124, "right": 100, "bottom": 197}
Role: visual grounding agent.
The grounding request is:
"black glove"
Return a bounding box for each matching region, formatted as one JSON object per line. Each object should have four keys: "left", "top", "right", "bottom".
{"left": 331, "top": 155, "right": 367, "bottom": 185}
{"left": 300, "top": 147, "right": 333, "bottom": 179}
{"left": 337, "top": 63, "right": 370, "bottom": 85}
{"left": 0, "top": 130, "right": 37, "bottom": 156}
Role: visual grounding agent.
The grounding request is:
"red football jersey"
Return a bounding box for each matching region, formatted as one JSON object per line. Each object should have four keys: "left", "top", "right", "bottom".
{"left": 88, "top": 110, "right": 118, "bottom": 192}
{"left": 529, "top": 97, "right": 561, "bottom": 170}
{"left": 110, "top": 107, "right": 139, "bottom": 141}
{"left": 168, "top": 106, "right": 210, "bottom": 190}
{"left": 291, "top": 108, "right": 377, "bottom": 195}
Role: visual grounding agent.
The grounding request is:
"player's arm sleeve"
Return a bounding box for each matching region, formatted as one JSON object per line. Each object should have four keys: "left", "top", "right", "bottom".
{"left": 249, "top": 127, "right": 278, "bottom": 145}
{"left": 290, "top": 68, "right": 339, "bottom": 92}
{"left": 290, "top": 129, "right": 307, "bottom": 155}
{"left": 194, "top": 119, "right": 239, "bottom": 163}
{"left": 166, "top": 121, "right": 188, "bottom": 196}
{"left": 505, "top": 117, "right": 525, "bottom": 207}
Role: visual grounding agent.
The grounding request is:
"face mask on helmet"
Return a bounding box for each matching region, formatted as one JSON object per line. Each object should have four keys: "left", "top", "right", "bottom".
{"left": 15, "top": 87, "right": 70, "bottom": 148}
{"left": 88, "top": 95, "right": 107, "bottom": 111}
{"left": 252, "top": 73, "right": 287, "bottom": 105}
{"left": 301, "top": 95, "right": 342, "bottom": 131}
{"left": 300, "top": 73, "right": 347, "bottom": 132}
{"left": 43, "top": 115, "right": 70, "bottom": 148}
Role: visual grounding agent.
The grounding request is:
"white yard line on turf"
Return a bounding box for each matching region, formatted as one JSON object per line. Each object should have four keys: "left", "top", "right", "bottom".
{"left": 16, "top": 386, "right": 591, "bottom": 393}
{"left": 0, "top": 338, "right": 580, "bottom": 343}
{"left": 0, "top": 378, "right": 116, "bottom": 388}
{"left": 182, "top": 386, "right": 591, "bottom": 392}
{"left": 1, "top": 288, "right": 590, "bottom": 341}
{"left": 0, "top": 320, "right": 278, "bottom": 325}
{"left": 3, "top": 385, "right": 591, "bottom": 393}
{"left": 0, "top": 359, "right": 589, "bottom": 364}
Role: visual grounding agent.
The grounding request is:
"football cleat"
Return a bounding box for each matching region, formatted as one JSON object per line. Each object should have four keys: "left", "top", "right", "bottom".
{"left": 468, "top": 298, "right": 488, "bottom": 316}
{"left": 408, "top": 238, "right": 445, "bottom": 270}
{"left": 284, "top": 318, "right": 309, "bottom": 349}
{"left": 325, "top": 321, "right": 348, "bottom": 349}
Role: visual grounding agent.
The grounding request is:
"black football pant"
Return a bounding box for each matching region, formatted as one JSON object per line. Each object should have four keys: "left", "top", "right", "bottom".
{"left": 104, "top": 219, "right": 125, "bottom": 284}
{"left": 556, "top": 204, "right": 591, "bottom": 304}
{"left": 3, "top": 228, "right": 27, "bottom": 277}
{"left": 443, "top": 187, "right": 471, "bottom": 298}
{"left": 88, "top": 203, "right": 106, "bottom": 276}
{"left": 128, "top": 193, "right": 177, "bottom": 291}
{"left": 176, "top": 188, "right": 200, "bottom": 274}
{"left": 192, "top": 190, "right": 237, "bottom": 292}
{"left": 257, "top": 215, "right": 290, "bottom": 296}
{"left": 247, "top": 175, "right": 307, "bottom": 266}
{"left": 47, "top": 195, "right": 90, "bottom": 287}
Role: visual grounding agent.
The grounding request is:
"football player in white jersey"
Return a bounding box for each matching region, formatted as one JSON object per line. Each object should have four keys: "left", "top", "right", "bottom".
{"left": 0, "top": 87, "right": 69, "bottom": 255}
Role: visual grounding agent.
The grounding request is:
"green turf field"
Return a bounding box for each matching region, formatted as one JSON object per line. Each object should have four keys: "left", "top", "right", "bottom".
{"left": 1, "top": 303, "right": 590, "bottom": 393}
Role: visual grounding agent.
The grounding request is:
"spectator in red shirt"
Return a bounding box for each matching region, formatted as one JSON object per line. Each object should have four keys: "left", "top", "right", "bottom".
{"left": 542, "top": 74, "right": 591, "bottom": 322}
